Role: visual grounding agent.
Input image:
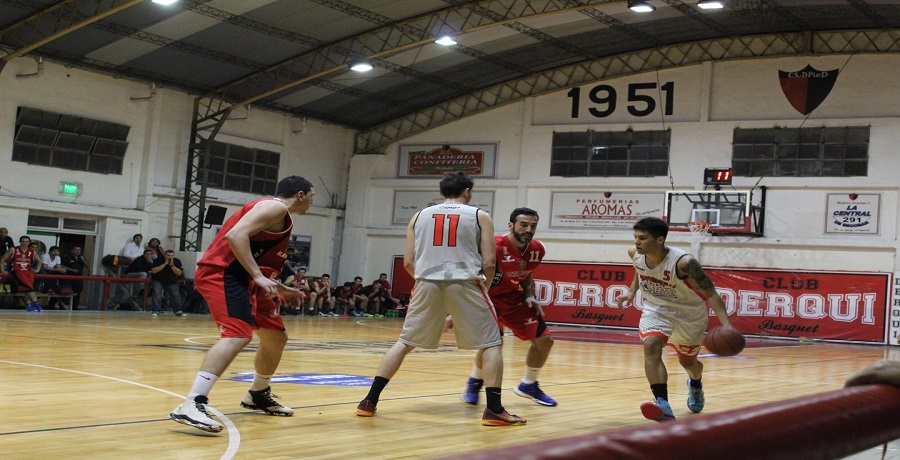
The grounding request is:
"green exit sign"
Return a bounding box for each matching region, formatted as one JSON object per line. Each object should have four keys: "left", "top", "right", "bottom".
{"left": 58, "top": 182, "right": 82, "bottom": 197}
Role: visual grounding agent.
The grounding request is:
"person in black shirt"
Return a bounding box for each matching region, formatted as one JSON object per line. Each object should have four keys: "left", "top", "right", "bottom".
{"left": 111, "top": 249, "right": 155, "bottom": 310}
{"left": 150, "top": 249, "right": 183, "bottom": 316}
{"left": 60, "top": 246, "right": 89, "bottom": 308}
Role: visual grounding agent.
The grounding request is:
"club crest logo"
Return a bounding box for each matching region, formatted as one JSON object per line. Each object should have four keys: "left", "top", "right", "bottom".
{"left": 778, "top": 65, "right": 839, "bottom": 115}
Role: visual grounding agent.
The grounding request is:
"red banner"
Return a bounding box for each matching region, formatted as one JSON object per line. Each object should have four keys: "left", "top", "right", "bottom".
{"left": 391, "top": 259, "right": 892, "bottom": 343}
{"left": 532, "top": 262, "right": 891, "bottom": 344}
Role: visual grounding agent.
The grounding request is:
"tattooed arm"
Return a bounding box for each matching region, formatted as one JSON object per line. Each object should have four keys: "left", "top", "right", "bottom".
{"left": 677, "top": 255, "right": 731, "bottom": 327}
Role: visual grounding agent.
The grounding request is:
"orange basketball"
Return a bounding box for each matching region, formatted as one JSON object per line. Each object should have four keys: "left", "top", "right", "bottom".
{"left": 704, "top": 326, "right": 745, "bottom": 356}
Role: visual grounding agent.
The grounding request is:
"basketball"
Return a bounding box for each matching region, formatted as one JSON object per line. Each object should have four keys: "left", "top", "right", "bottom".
{"left": 704, "top": 326, "right": 745, "bottom": 356}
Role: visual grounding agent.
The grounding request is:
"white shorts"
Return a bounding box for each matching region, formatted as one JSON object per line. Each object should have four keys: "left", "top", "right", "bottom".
{"left": 639, "top": 303, "right": 708, "bottom": 358}
{"left": 399, "top": 279, "right": 501, "bottom": 350}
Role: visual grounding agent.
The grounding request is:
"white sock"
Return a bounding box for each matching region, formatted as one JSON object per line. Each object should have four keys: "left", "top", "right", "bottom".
{"left": 250, "top": 373, "right": 273, "bottom": 392}
{"left": 522, "top": 366, "right": 541, "bottom": 384}
{"left": 470, "top": 364, "right": 483, "bottom": 380}
{"left": 187, "top": 371, "right": 218, "bottom": 400}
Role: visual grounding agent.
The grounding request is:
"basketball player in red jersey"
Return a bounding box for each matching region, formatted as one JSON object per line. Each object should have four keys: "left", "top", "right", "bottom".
{"left": 1, "top": 235, "right": 43, "bottom": 312}
{"left": 169, "top": 176, "right": 314, "bottom": 433}
{"left": 459, "top": 207, "right": 558, "bottom": 407}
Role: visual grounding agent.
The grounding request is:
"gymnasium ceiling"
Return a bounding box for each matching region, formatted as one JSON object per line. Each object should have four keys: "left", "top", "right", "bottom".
{"left": 1, "top": 0, "right": 899, "bottom": 153}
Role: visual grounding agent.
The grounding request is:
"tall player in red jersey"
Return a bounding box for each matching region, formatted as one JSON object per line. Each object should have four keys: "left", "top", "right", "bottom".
{"left": 169, "top": 176, "right": 314, "bottom": 433}
{"left": 459, "top": 207, "right": 558, "bottom": 407}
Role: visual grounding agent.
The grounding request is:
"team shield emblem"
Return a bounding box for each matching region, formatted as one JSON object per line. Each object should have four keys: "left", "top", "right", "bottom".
{"left": 778, "top": 65, "right": 839, "bottom": 115}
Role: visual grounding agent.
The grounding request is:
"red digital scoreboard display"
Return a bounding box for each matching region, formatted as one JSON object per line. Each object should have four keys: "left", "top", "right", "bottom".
{"left": 703, "top": 167, "right": 733, "bottom": 186}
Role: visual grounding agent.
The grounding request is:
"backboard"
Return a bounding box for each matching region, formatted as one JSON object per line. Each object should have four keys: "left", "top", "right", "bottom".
{"left": 664, "top": 190, "right": 763, "bottom": 235}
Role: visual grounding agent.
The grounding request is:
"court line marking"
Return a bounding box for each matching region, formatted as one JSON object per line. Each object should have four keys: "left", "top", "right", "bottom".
{"left": 0, "top": 359, "right": 240, "bottom": 460}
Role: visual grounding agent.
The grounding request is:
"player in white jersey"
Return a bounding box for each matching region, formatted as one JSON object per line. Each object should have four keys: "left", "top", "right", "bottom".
{"left": 616, "top": 217, "right": 732, "bottom": 422}
{"left": 356, "top": 172, "right": 526, "bottom": 426}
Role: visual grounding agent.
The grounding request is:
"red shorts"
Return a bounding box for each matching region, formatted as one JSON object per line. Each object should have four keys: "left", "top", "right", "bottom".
{"left": 13, "top": 269, "right": 35, "bottom": 293}
{"left": 492, "top": 292, "right": 551, "bottom": 341}
{"left": 194, "top": 266, "right": 285, "bottom": 339}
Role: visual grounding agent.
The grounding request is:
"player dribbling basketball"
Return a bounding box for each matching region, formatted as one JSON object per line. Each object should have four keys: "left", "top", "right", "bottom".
{"left": 616, "top": 217, "right": 734, "bottom": 422}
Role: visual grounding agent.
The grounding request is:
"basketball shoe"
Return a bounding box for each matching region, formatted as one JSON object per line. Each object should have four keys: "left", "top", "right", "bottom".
{"left": 169, "top": 395, "right": 225, "bottom": 432}
{"left": 687, "top": 378, "right": 705, "bottom": 413}
{"left": 356, "top": 399, "right": 377, "bottom": 416}
{"left": 33, "top": 302, "right": 43, "bottom": 312}
{"left": 481, "top": 408, "right": 527, "bottom": 426}
{"left": 240, "top": 387, "right": 294, "bottom": 416}
{"left": 514, "top": 381, "right": 557, "bottom": 406}
{"left": 640, "top": 397, "right": 675, "bottom": 422}
{"left": 462, "top": 377, "right": 483, "bottom": 405}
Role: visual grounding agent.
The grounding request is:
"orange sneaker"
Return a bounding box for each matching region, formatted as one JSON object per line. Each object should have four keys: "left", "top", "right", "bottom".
{"left": 356, "top": 399, "right": 377, "bottom": 417}
{"left": 481, "top": 408, "right": 526, "bottom": 426}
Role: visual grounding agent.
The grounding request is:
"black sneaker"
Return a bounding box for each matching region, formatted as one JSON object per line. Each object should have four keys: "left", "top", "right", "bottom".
{"left": 240, "top": 387, "right": 294, "bottom": 416}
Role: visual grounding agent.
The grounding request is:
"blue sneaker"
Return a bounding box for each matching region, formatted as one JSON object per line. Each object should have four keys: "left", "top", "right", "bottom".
{"left": 34, "top": 302, "right": 43, "bottom": 312}
{"left": 641, "top": 397, "right": 675, "bottom": 422}
{"left": 25, "top": 304, "right": 35, "bottom": 312}
{"left": 462, "top": 377, "right": 483, "bottom": 405}
{"left": 687, "top": 378, "right": 705, "bottom": 413}
{"left": 514, "top": 381, "right": 558, "bottom": 406}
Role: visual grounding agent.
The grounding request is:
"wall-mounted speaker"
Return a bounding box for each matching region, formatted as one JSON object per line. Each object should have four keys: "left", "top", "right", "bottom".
{"left": 204, "top": 205, "right": 227, "bottom": 226}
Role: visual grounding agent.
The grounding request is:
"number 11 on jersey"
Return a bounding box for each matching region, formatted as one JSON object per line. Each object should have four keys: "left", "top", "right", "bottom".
{"left": 432, "top": 214, "right": 460, "bottom": 247}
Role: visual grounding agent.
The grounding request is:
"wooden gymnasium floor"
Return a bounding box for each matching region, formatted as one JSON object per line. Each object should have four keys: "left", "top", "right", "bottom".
{"left": 1, "top": 310, "right": 897, "bottom": 460}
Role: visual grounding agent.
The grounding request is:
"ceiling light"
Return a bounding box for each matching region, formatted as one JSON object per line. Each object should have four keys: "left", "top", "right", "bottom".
{"left": 151, "top": 0, "right": 178, "bottom": 5}
{"left": 435, "top": 36, "right": 457, "bottom": 46}
{"left": 628, "top": 1, "right": 656, "bottom": 12}
{"left": 349, "top": 61, "right": 373, "bottom": 72}
{"left": 697, "top": 1, "right": 724, "bottom": 9}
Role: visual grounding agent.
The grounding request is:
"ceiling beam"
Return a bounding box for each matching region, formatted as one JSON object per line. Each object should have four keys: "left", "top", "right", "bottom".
{"left": 354, "top": 28, "right": 900, "bottom": 154}
{"left": 0, "top": 0, "right": 145, "bottom": 61}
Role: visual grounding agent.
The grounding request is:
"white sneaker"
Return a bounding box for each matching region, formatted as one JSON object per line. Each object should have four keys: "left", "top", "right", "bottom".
{"left": 240, "top": 387, "right": 294, "bottom": 416}
{"left": 169, "top": 395, "right": 224, "bottom": 432}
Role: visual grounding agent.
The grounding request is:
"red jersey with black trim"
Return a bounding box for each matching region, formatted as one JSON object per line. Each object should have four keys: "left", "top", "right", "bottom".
{"left": 197, "top": 198, "right": 293, "bottom": 282}
{"left": 489, "top": 234, "right": 545, "bottom": 298}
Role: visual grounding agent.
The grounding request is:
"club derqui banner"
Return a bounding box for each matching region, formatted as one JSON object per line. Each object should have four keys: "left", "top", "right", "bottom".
{"left": 533, "top": 262, "right": 891, "bottom": 344}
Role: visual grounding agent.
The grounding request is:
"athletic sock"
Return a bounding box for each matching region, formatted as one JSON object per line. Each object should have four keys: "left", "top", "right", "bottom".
{"left": 485, "top": 387, "right": 504, "bottom": 414}
{"left": 250, "top": 373, "right": 273, "bottom": 392}
{"left": 365, "top": 376, "right": 390, "bottom": 404}
{"left": 689, "top": 377, "right": 703, "bottom": 388}
{"left": 187, "top": 371, "right": 218, "bottom": 400}
{"left": 522, "top": 366, "right": 541, "bottom": 384}
{"left": 651, "top": 383, "right": 668, "bottom": 401}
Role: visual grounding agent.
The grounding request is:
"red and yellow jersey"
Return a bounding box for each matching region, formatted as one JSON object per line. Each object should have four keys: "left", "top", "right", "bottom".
{"left": 489, "top": 234, "right": 545, "bottom": 298}
{"left": 198, "top": 198, "right": 293, "bottom": 283}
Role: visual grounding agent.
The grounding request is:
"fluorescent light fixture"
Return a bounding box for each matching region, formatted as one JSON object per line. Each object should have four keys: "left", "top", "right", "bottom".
{"left": 628, "top": 0, "right": 656, "bottom": 12}
{"left": 435, "top": 36, "right": 457, "bottom": 46}
{"left": 697, "top": 0, "right": 724, "bottom": 9}
{"left": 349, "top": 61, "right": 373, "bottom": 72}
{"left": 152, "top": 0, "right": 178, "bottom": 5}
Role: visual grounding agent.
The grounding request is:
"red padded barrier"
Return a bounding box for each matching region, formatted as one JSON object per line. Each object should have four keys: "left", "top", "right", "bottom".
{"left": 447, "top": 384, "right": 900, "bottom": 460}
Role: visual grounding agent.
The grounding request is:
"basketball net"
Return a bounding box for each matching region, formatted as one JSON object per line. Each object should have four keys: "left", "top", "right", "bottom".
{"left": 688, "top": 221, "right": 711, "bottom": 259}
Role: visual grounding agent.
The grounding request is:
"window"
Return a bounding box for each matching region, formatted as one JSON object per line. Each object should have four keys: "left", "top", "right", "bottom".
{"left": 732, "top": 127, "right": 868, "bottom": 177}
{"left": 551, "top": 129, "right": 670, "bottom": 177}
{"left": 207, "top": 141, "right": 280, "bottom": 195}
{"left": 12, "top": 107, "right": 129, "bottom": 174}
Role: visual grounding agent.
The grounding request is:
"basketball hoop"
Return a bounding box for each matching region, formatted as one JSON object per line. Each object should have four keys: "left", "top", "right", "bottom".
{"left": 688, "top": 221, "right": 711, "bottom": 244}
